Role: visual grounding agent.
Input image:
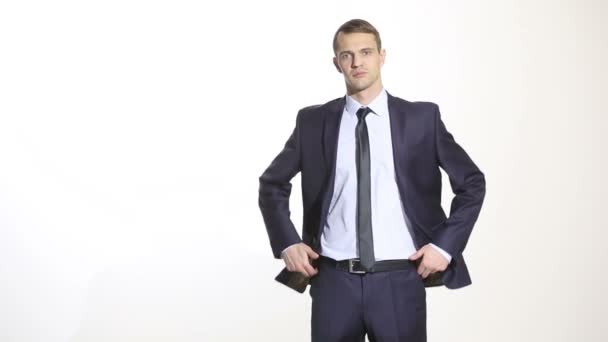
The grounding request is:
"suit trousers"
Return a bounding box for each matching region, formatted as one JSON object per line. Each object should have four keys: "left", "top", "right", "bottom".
{"left": 309, "top": 258, "right": 427, "bottom": 342}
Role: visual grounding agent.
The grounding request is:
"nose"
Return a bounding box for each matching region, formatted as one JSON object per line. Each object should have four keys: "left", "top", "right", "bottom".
{"left": 351, "top": 53, "right": 362, "bottom": 68}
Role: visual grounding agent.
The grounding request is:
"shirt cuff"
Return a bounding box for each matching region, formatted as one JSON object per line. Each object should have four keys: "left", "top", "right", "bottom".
{"left": 280, "top": 243, "right": 299, "bottom": 257}
{"left": 429, "top": 243, "right": 452, "bottom": 263}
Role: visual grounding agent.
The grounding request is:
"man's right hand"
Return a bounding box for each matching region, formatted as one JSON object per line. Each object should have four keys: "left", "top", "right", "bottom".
{"left": 281, "top": 243, "right": 320, "bottom": 278}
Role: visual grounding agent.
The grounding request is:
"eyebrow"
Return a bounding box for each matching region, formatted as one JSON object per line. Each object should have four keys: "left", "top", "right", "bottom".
{"left": 339, "top": 47, "right": 375, "bottom": 55}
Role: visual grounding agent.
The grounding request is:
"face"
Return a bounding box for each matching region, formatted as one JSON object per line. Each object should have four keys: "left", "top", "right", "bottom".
{"left": 333, "top": 32, "right": 386, "bottom": 95}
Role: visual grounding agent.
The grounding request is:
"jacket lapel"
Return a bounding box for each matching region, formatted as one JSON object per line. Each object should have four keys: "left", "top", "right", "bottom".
{"left": 322, "top": 93, "right": 409, "bottom": 180}
{"left": 317, "top": 93, "right": 416, "bottom": 245}
{"left": 387, "top": 92, "right": 408, "bottom": 171}
{"left": 322, "top": 97, "right": 346, "bottom": 172}
{"left": 316, "top": 97, "right": 345, "bottom": 244}
{"left": 387, "top": 92, "right": 428, "bottom": 245}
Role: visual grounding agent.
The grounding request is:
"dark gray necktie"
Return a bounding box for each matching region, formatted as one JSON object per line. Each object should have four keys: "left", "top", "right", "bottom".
{"left": 355, "top": 106, "right": 375, "bottom": 271}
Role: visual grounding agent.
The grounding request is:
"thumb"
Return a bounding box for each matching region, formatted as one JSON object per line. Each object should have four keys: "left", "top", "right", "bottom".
{"left": 409, "top": 249, "right": 423, "bottom": 260}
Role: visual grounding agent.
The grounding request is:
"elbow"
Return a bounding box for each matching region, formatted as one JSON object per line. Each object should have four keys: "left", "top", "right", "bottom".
{"left": 474, "top": 170, "right": 486, "bottom": 203}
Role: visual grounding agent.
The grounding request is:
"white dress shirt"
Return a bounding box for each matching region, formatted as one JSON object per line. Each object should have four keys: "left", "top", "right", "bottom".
{"left": 320, "top": 89, "right": 452, "bottom": 262}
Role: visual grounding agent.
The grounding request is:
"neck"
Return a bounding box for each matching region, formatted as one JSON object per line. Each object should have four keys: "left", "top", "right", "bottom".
{"left": 347, "top": 80, "right": 384, "bottom": 105}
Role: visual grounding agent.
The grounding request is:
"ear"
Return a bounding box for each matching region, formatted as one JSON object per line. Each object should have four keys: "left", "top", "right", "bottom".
{"left": 380, "top": 48, "right": 386, "bottom": 67}
{"left": 332, "top": 57, "right": 342, "bottom": 73}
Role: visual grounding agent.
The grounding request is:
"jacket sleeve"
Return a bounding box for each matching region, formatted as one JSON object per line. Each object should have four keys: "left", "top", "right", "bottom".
{"left": 258, "top": 111, "right": 303, "bottom": 258}
{"left": 431, "top": 104, "right": 486, "bottom": 257}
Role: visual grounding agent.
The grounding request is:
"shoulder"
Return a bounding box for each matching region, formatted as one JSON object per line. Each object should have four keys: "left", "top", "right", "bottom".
{"left": 296, "top": 97, "right": 343, "bottom": 119}
{"left": 388, "top": 93, "right": 439, "bottom": 115}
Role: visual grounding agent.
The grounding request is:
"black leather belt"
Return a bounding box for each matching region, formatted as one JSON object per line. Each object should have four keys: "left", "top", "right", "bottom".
{"left": 319, "top": 255, "right": 415, "bottom": 274}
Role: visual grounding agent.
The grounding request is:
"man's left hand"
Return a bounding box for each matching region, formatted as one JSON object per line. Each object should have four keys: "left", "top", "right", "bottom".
{"left": 408, "top": 244, "right": 449, "bottom": 279}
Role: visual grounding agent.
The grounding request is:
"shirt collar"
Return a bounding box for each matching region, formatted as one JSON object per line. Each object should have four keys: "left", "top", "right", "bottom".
{"left": 344, "top": 88, "right": 388, "bottom": 117}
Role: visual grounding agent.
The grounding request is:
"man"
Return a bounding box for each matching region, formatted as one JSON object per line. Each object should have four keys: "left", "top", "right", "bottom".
{"left": 258, "top": 19, "right": 485, "bottom": 342}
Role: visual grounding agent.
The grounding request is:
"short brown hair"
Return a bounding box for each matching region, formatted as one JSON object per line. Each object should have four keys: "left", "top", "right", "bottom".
{"left": 332, "top": 19, "right": 382, "bottom": 54}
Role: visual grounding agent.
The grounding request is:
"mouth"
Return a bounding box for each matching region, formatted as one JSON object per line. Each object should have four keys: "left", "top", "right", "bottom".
{"left": 352, "top": 71, "right": 367, "bottom": 78}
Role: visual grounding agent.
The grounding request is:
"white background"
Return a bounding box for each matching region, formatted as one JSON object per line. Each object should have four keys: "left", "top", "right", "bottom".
{"left": 1, "top": 0, "right": 607, "bottom": 341}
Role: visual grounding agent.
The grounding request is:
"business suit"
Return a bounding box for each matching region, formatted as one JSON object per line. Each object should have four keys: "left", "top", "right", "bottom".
{"left": 259, "top": 92, "right": 485, "bottom": 290}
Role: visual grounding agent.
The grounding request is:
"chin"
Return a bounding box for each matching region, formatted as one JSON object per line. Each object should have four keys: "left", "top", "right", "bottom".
{"left": 349, "top": 82, "right": 372, "bottom": 93}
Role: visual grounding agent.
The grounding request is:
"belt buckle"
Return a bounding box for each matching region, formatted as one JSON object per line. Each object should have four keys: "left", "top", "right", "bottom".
{"left": 348, "top": 259, "right": 366, "bottom": 274}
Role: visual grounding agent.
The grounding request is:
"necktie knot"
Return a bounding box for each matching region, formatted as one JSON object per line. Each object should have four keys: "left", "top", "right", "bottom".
{"left": 356, "top": 107, "right": 372, "bottom": 121}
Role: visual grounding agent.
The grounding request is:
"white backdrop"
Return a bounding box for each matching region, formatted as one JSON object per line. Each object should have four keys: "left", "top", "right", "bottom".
{"left": 1, "top": 0, "right": 607, "bottom": 341}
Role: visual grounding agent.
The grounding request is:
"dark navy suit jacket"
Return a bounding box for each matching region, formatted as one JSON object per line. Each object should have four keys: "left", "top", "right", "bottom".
{"left": 259, "top": 93, "right": 486, "bottom": 289}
